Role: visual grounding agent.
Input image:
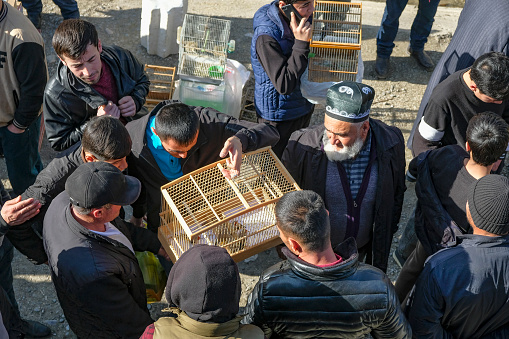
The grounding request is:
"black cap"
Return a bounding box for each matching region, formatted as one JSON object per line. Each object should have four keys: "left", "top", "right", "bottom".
{"left": 325, "top": 81, "right": 375, "bottom": 123}
{"left": 166, "top": 245, "right": 240, "bottom": 323}
{"left": 467, "top": 174, "right": 509, "bottom": 235}
{"left": 65, "top": 162, "right": 141, "bottom": 209}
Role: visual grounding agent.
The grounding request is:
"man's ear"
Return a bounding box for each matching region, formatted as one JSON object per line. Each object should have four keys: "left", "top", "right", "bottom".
{"left": 84, "top": 152, "right": 97, "bottom": 163}
{"left": 91, "top": 208, "right": 103, "bottom": 219}
{"left": 465, "top": 141, "right": 471, "bottom": 152}
{"left": 97, "top": 39, "right": 103, "bottom": 54}
{"left": 361, "top": 120, "right": 370, "bottom": 139}
{"left": 287, "top": 237, "right": 303, "bottom": 255}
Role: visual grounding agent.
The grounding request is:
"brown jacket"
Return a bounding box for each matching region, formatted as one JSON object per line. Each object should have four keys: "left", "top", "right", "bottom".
{"left": 153, "top": 309, "right": 264, "bottom": 339}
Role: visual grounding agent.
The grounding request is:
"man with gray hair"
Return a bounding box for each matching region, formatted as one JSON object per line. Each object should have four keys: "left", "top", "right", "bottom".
{"left": 282, "top": 81, "right": 406, "bottom": 272}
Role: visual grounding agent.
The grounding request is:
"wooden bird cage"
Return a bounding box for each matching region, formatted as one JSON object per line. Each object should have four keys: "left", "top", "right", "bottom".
{"left": 144, "top": 65, "right": 176, "bottom": 111}
{"left": 158, "top": 147, "right": 300, "bottom": 262}
{"left": 308, "top": 1, "right": 362, "bottom": 82}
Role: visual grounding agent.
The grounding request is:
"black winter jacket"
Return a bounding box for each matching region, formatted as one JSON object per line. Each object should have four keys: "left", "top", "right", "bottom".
{"left": 43, "top": 45, "right": 149, "bottom": 151}
{"left": 413, "top": 150, "right": 464, "bottom": 256}
{"left": 282, "top": 119, "right": 406, "bottom": 272}
{"left": 7, "top": 142, "right": 85, "bottom": 264}
{"left": 43, "top": 192, "right": 161, "bottom": 339}
{"left": 126, "top": 100, "right": 279, "bottom": 232}
{"left": 243, "top": 238, "right": 412, "bottom": 338}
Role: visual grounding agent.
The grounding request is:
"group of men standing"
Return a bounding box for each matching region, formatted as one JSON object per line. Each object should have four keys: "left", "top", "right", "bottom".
{"left": 2, "top": 0, "right": 509, "bottom": 337}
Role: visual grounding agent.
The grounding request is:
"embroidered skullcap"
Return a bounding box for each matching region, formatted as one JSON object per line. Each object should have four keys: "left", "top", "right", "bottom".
{"left": 325, "top": 81, "right": 375, "bottom": 123}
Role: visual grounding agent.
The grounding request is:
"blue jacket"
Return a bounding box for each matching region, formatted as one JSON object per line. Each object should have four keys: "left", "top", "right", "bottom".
{"left": 409, "top": 234, "right": 509, "bottom": 338}
{"left": 250, "top": 1, "right": 312, "bottom": 121}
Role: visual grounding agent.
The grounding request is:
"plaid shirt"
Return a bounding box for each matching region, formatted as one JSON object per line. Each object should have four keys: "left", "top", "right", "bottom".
{"left": 339, "top": 132, "right": 372, "bottom": 199}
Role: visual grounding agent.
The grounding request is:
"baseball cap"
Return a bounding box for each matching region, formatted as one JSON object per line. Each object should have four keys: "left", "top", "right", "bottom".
{"left": 65, "top": 162, "right": 141, "bottom": 209}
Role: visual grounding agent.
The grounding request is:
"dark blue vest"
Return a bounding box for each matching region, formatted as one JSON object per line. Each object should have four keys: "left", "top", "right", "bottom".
{"left": 250, "top": 1, "right": 313, "bottom": 121}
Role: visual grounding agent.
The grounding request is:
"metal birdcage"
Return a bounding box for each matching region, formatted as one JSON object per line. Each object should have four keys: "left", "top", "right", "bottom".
{"left": 177, "top": 14, "right": 231, "bottom": 84}
{"left": 308, "top": 1, "right": 362, "bottom": 82}
{"left": 158, "top": 148, "right": 301, "bottom": 262}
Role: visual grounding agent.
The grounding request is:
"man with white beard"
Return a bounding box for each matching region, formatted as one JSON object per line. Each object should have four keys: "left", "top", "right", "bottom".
{"left": 282, "top": 82, "right": 406, "bottom": 272}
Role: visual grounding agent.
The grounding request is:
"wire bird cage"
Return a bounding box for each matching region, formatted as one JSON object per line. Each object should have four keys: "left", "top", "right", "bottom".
{"left": 158, "top": 147, "right": 301, "bottom": 262}
{"left": 143, "top": 65, "right": 176, "bottom": 111}
{"left": 178, "top": 14, "right": 231, "bottom": 84}
{"left": 308, "top": 1, "right": 362, "bottom": 83}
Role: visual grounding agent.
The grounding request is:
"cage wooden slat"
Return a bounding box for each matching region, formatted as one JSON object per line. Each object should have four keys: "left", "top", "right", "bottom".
{"left": 159, "top": 148, "right": 300, "bottom": 262}
{"left": 309, "top": 1, "right": 362, "bottom": 83}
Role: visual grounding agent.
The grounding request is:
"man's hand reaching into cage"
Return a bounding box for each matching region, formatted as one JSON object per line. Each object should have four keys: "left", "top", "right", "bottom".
{"left": 219, "top": 136, "right": 242, "bottom": 179}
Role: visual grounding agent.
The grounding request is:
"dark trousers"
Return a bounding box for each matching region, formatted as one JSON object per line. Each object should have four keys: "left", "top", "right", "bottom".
{"left": 21, "top": 0, "right": 79, "bottom": 29}
{"left": 395, "top": 240, "right": 428, "bottom": 303}
{"left": 257, "top": 107, "right": 314, "bottom": 159}
{"left": 395, "top": 207, "right": 417, "bottom": 262}
{"left": 0, "top": 116, "right": 43, "bottom": 196}
{"left": 0, "top": 283, "right": 23, "bottom": 338}
{"left": 0, "top": 239, "right": 19, "bottom": 317}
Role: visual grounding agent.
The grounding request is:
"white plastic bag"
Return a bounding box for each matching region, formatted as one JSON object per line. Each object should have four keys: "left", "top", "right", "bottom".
{"left": 224, "top": 59, "right": 251, "bottom": 118}
{"left": 300, "top": 51, "right": 364, "bottom": 105}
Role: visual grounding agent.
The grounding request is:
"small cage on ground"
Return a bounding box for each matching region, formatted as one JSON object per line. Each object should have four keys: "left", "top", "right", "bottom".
{"left": 143, "top": 65, "right": 176, "bottom": 111}
{"left": 308, "top": 1, "right": 362, "bottom": 83}
{"left": 158, "top": 147, "right": 301, "bottom": 262}
{"left": 178, "top": 14, "right": 231, "bottom": 84}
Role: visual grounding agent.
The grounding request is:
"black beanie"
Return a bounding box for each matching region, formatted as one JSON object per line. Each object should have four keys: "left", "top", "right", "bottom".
{"left": 467, "top": 174, "right": 509, "bottom": 235}
{"left": 166, "top": 245, "right": 241, "bottom": 323}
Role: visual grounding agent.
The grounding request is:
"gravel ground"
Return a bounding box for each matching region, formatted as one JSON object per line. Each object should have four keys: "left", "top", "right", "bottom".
{"left": 4, "top": 0, "right": 464, "bottom": 337}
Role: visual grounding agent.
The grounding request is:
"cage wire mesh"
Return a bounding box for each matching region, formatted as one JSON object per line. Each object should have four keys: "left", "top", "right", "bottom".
{"left": 178, "top": 14, "right": 231, "bottom": 82}
{"left": 308, "top": 1, "right": 362, "bottom": 82}
{"left": 158, "top": 148, "right": 301, "bottom": 262}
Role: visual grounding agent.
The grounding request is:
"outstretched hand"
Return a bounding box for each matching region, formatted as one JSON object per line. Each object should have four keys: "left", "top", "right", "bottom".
{"left": 1, "top": 196, "right": 41, "bottom": 226}
{"left": 219, "top": 136, "right": 242, "bottom": 179}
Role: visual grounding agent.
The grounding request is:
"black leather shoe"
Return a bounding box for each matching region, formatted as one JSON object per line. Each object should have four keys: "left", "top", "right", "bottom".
{"left": 408, "top": 47, "right": 434, "bottom": 70}
{"left": 375, "top": 56, "right": 390, "bottom": 79}
{"left": 21, "top": 319, "right": 52, "bottom": 338}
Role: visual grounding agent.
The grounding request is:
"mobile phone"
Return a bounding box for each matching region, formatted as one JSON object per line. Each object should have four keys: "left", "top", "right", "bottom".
{"left": 282, "top": 4, "right": 303, "bottom": 22}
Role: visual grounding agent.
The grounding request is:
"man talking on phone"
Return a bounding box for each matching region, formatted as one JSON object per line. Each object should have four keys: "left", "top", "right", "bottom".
{"left": 251, "top": 0, "right": 314, "bottom": 159}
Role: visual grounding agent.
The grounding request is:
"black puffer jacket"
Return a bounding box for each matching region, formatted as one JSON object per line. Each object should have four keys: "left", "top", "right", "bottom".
{"left": 6, "top": 142, "right": 85, "bottom": 264}
{"left": 43, "top": 192, "right": 161, "bottom": 339}
{"left": 126, "top": 100, "right": 279, "bottom": 233}
{"left": 243, "top": 238, "right": 411, "bottom": 338}
{"left": 43, "top": 45, "right": 149, "bottom": 151}
{"left": 282, "top": 119, "right": 406, "bottom": 272}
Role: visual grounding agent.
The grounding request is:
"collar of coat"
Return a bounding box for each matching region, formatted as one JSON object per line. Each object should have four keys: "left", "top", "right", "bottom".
{"left": 282, "top": 237, "right": 360, "bottom": 281}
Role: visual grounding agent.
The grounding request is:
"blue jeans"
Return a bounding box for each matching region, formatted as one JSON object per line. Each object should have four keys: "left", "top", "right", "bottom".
{"left": 0, "top": 116, "right": 43, "bottom": 196}
{"left": 376, "top": 0, "right": 441, "bottom": 58}
{"left": 21, "top": 0, "right": 79, "bottom": 29}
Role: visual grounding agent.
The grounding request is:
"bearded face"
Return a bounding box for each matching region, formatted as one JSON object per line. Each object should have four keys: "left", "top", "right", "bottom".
{"left": 323, "top": 130, "right": 365, "bottom": 162}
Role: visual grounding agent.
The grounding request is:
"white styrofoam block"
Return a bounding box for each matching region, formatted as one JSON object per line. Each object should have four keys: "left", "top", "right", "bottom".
{"left": 140, "top": 0, "right": 188, "bottom": 58}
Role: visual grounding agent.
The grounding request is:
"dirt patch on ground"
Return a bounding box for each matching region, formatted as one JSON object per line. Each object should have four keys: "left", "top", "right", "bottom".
{"left": 5, "top": 0, "right": 463, "bottom": 337}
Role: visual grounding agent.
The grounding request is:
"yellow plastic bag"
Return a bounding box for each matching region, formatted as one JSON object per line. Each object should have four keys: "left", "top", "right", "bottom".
{"left": 135, "top": 251, "right": 167, "bottom": 303}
